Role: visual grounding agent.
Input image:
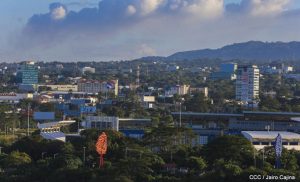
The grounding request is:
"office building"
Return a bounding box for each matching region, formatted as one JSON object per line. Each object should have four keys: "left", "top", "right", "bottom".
{"left": 21, "top": 61, "right": 39, "bottom": 84}
{"left": 236, "top": 65, "right": 259, "bottom": 102}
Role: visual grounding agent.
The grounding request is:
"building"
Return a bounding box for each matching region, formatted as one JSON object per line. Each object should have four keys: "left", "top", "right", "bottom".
{"left": 81, "top": 116, "right": 119, "bottom": 131}
{"left": 242, "top": 131, "right": 300, "bottom": 150}
{"left": 39, "top": 85, "right": 78, "bottom": 92}
{"left": 78, "top": 80, "right": 118, "bottom": 96}
{"left": 210, "top": 63, "right": 237, "bottom": 80}
{"left": 220, "top": 63, "right": 237, "bottom": 73}
{"left": 236, "top": 65, "right": 260, "bottom": 102}
{"left": 283, "top": 66, "right": 293, "bottom": 73}
{"left": 82, "top": 67, "right": 95, "bottom": 74}
{"left": 166, "top": 85, "right": 190, "bottom": 96}
{"left": 0, "top": 93, "right": 33, "bottom": 103}
{"left": 141, "top": 96, "right": 155, "bottom": 109}
{"left": 20, "top": 61, "right": 39, "bottom": 85}
{"left": 171, "top": 111, "right": 300, "bottom": 145}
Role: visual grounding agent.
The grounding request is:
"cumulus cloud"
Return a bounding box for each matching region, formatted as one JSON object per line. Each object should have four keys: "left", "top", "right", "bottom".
{"left": 226, "top": 0, "right": 291, "bottom": 16}
{"left": 4, "top": 0, "right": 300, "bottom": 61}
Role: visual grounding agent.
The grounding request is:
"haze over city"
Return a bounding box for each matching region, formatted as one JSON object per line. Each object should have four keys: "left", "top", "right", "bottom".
{"left": 1, "top": 0, "right": 300, "bottom": 61}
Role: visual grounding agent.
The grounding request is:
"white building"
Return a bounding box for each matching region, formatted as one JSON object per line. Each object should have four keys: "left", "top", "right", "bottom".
{"left": 0, "top": 93, "right": 33, "bottom": 103}
{"left": 141, "top": 96, "right": 155, "bottom": 109}
{"left": 39, "top": 84, "right": 78, "bottom": 92}
{"left": 236, "top": 65, "right": 260, "bottom": 102}
{"left": 78, "top": 80, "right": 118, "bottom": 96}
{"left": 242, "top": 131, "right": 300, "bottom": 151}
{"left": 82, "top": 67, "right": 95, "bottom": 74}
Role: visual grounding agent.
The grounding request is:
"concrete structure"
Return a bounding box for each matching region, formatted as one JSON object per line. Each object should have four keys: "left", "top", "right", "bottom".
{"left": 283, "top": 66, "right": 293, "bottom": 73}
{"left": 81, "top": 116, "right": 119, "bottom": 131}
{"left": 141, "top": 96, "right": 155, "bottom": 109}
{"left": 0, "top": 93, "right": 33, "bottom": 103}
{"left": 167, "top": 85, "right": 190, "bottom": 96}
{"left": 39, "top": 85, "right": 78, "bottom": 92}
{"left": 171, "top": 111, "right": 300, "bottom": 145}
{"left": 82, "top": 67, "right": 95, "bottom": 74}
{"left": 78, "top": 80, "right": 118, "bottom": 96}
{"left": 38, "top": 120, "right": 76, "bottom": 142}
{"left": 236, "top": 65, "right": 260, "bottom": 102}
{"left": 242, "top": 131, "right": 300, "bottom": 150}
{"left": 81, "top": 116, "right": 152, "bottom": 131}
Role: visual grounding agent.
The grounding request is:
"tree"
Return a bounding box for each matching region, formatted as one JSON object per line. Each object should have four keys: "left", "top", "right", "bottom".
{"left": 184, "top": 92, "right": 209, "bottom": 112}
{"left": 202, "top": 136, "right": 255, "bottom": 167}
{"left": 188, "top": 156, "right": 207, "bottom": 171}
{"left": 3, "top": 151, "right": 32, "bottom": 167}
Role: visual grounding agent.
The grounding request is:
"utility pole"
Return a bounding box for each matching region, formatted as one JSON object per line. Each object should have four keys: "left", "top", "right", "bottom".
{"left": 27, "top": 103, "right": 30, "bottom": 136}
{"left": 83, "top": 147, "right": 86, "bottom": 165}
{"left": 179, "top": 102, "right": 182, "bottom": 127}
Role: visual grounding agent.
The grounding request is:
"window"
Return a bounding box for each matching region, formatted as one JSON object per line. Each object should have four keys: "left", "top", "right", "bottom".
{"left": 289, "top": 142, "right": 299, "bottom": 146}
{"left": 261, "top": 142, "right": 269, "bottom": 145}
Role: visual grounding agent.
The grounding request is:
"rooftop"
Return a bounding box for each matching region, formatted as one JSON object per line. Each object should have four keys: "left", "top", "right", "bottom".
{"left": 242, "top": 131, "right": 300, "bottom": 140}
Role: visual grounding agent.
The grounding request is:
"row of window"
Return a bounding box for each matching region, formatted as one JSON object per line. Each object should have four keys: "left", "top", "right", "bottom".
{"left": 252, "top": 141, "right": 299, "bottom": 146}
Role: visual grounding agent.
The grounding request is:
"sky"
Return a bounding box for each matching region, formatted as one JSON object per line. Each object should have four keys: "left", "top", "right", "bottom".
{"left": 1, "top": 0, "right": 300, "bottom": 62}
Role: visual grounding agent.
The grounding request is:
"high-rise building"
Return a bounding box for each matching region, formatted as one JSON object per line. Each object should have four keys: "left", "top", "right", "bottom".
{"left": 236, "top": 65, "right": 260, "bottom": 102}
{"left": 21, "top": 61, "right": 38, "bottom": 84}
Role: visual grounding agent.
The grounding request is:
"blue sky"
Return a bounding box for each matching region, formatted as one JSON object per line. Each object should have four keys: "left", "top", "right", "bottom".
{"left": 1, "top": 0, "right": 300, "bottom": 61}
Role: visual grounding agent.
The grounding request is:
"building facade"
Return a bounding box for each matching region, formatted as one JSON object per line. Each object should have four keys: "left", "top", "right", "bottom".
{"left": 78, "top": 80, "right": 118, "bottom": 96}
{"left": 21, "top": 61, "right": 38, "bottom": 84}
{"left": 236, "top": 65, "right": 260, "bottom": 102}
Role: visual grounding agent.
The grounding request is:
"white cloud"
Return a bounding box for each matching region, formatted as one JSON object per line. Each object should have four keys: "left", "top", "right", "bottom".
{"left": 250, "top": 0, "right": 290, "bottom": 16}
{"left": 137, "top": 44, "right": 157, "bottom": 56}
{"left": 140, "top": 0, "right": 165, "bottom": 16}
{"left": 184, "top": 0, "right": 224, "bottom": 18}
{"left": 126, "top": 5, "right": 137, "bottom": 15}
{"left": 51, "top": 6, "right": 67, "bottom": 20}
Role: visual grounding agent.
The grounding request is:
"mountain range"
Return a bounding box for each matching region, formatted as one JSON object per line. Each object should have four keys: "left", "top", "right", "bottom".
{"left": 139, "top": 41, "right": 300, "bottom": 61}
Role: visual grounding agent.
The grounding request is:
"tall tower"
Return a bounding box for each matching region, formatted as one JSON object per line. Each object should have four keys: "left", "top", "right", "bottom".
{"left": 236, "top": 65, "right": 260, "bottom": 102}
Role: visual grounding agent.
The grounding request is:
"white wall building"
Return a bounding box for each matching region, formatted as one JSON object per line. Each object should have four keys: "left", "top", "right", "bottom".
{"left": 242, "top": 131, "right": 300, "bottom": 151}
{"left": 236, "top": 65, "right": 260, "bottom": 102}
{"left": 78, "top": 80, "right": 118, "bottom": 96}
{"left": 0, "top": 93, "right": 33, "bottom": 103}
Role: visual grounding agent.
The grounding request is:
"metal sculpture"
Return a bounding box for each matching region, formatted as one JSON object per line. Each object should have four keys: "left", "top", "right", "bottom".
{"left": 96, "top": 132, "right": 108, "bottom": 168}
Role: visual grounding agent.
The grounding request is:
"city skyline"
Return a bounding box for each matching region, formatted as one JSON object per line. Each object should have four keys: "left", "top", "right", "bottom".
{"left": 1, "top": 0, "right": 300, "bottom": 62}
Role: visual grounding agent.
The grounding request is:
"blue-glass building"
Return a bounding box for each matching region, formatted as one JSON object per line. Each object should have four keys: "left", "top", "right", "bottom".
{"left": 21, "top": 61, "right": 38, "bottom": 84}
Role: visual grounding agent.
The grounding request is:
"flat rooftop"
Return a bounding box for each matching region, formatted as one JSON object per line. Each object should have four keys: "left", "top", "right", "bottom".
{"left": 242, "top": 131, "right": 300, "bottom": 140}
